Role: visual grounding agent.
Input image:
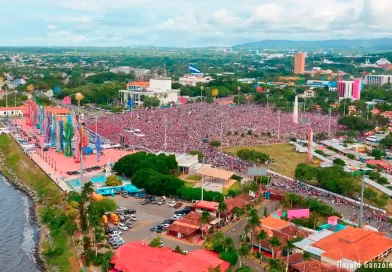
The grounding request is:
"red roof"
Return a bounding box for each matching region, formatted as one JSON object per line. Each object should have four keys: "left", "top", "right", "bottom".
{"left": 312, "top": 227, "right": 392, "bottom": 263}
{"left": 224, "top": 194, "right": 251, "bottom": 212}
{"left": 111, "top": 242, "right": 230, "bottom": 272}
{"left": 127, "top": 81, "right": 150, "bottom": 88}
{"left": 194, "top": 200, "right": 219, "bottom": 211}
{"left": 291, "top": 259, "right": 349, "bottom": 272}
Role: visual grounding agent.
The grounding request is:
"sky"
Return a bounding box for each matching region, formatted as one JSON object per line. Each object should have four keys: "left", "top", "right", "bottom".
{"left": 2, "top": 0, "right": 392, "bottom": 47}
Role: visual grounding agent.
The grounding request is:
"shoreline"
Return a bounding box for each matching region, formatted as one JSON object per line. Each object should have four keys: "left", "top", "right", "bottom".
{"left": 0, "top": 157, "right": 47, "bottom": 271}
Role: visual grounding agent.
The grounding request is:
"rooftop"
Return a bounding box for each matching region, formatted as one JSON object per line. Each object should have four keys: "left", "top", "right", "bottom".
{"left": 312, "top": 227, "right": 392, "bottom": 263}
{"left": 291, "top": 259, "right": 349, "bottom": 272}
{"left": 111, "top": 242, "right": 230, "bottom": 272}
{"left": 259, "top": 215, "right": 291, "bottom": 230}
{"left": 196, "top": 167, "right": 234, "bottom": 180}
{"left": 194, "top": 200, "right": 219, "bottom": 211}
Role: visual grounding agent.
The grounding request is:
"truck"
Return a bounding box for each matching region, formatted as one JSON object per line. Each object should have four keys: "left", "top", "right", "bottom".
{"left": 101, "top": 215, "right": 108, "bottom": 224}
{"left": 109, "top": 213, "right": 119, "bottom": 225}
{"left": 91, "top": 192, "right": 104, "bottom": 202}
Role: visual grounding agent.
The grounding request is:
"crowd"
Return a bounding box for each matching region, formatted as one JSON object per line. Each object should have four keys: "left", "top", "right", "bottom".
{"left": 87, "top": 103, "right": 339, "bottom": 172}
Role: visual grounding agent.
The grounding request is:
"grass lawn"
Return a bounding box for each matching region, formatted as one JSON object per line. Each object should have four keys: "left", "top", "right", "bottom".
{"left": 222, "top": 181, "right": 241, "bottom": 195}
{"left": 184, "top": 181, "right": 196, "bottom": 188}
{"left": 185, "top": 174, "right": 202, "bottom": 181}
{"left": 223, "top": 143, "right": 308, "bottom": 178}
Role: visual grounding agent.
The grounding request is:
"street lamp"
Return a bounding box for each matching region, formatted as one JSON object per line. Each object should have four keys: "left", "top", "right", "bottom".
{"left": 237, "top": 86, "right": 241, "bottom": 105}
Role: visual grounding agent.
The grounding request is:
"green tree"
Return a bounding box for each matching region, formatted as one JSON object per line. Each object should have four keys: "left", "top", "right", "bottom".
{"left": 370, "top": 148, "right": 386, "bottom": 160}
{"left": 149, "top": 237, "right": 163, "bottom": 248}
{"left": 338, "top": 116, "right": 374, "bottom": 134}
{"left": 267, "top": 259, "right": 283, "bottom": 272}
{"left": 295, "top": 163, "right": 318, "bottom": 182}
{"left": 223, "top": 236, "right": 235, "bottom": 252}
{"left": 218, "top": 202, "right": 227, "bottom": 220}
{"left": 143, "top": 96, "right": 160, "bottom": 107}
{"left": 333, "top": 158, "right": 346, "bottom": 166}
{"left": 199, "top": 211, "right": 211, "bottom": 237}
{"left": 255, "top": 230, "right": 267, "bottom": 254}
{"left": 105, "top": 175, "right": 122, "bottom": 186}
{"left": 238, "top": 243, "right": 251, "bottom": 267}
{"left": 268, "top": 236, "right": 281, "bottom": 259}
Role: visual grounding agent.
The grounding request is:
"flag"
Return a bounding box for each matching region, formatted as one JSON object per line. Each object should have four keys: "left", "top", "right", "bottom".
{"left": 189, "top": 63, "right": 201, "bottom": 74}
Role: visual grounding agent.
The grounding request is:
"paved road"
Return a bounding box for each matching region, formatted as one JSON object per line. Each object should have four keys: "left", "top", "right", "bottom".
{"left": 224, "top": 200, "right": 281, "bottom": 271}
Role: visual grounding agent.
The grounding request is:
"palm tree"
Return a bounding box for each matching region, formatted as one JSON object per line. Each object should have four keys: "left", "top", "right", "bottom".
{"left": 247, "top": 209, "right": 260, "bottom": 242}
{"left": 81, "top": 181, "right": 94, "bottom": 201}
{"left": 218, "top": 202, "right": 227, "bottom": 221}
{"left": 199, "top": 211, "right": 211, "bottom": 237}
{"left": 255, "top": 230, "right": 267, "bottom": 254}
{"left": 268, "top": 236, "right": 281, "bottom": 259}
{"left": 100, "top": 251, "right": 113, "bottom": 272}
{"left": 213, "top": 230, "right": 225, "bottom": 248}
{"left": 238, "top": 243, "right": 251, "bottom": 267}
{"left": 233, "top": 207, "right": 245, "bottom": 220}
{"left": 223, "top": 236, "right": 234, "bottom": 252}
{"left": 267, "top": 258, "right": 283, "bottom": 272}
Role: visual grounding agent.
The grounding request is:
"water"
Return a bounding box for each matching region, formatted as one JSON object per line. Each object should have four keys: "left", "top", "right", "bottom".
{"left": 0, "top": 174, "right": 40, "bottom": 272}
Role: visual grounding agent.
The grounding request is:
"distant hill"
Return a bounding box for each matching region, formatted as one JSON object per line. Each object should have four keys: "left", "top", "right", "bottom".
{"left": 232, "top": 38, "right": 392, "bottom": 49}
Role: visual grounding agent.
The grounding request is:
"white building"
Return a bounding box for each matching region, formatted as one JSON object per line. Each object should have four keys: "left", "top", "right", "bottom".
{"left": 119, "top": 77, "right": 179, "bottom": 106}
{"left": 178, "top": 75, "right": 213, "bottom": 87}
{"left": 364, "top": 75, "right": 392, "bottom": 86}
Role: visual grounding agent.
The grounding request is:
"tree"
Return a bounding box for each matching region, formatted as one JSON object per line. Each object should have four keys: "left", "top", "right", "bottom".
{"left": 238, "top": 243, "right": 251, "bottom": 267}
{"left": 208, "top": 264, "right": 221, "bottom": 272}
{"left": 263, "top": 207, "right": 268, "bottom": 217}
{"left": 100, "top": 251, "right": 113, "bottom": 272}
{"left": 149, "top": 237, "right": 163, "bottom": 247}
{"left": 210, "top": 140, "right": 221, "bottom": 147}
{"left": 235, "top": 266, "right": 252, "bottom": 272}
{"left": 218, "top": 202, "right": 227, "bottom": 220}
{"left": 247, "top": 209, "right": 261, "bottom": 242}
{"left": 143, "top": 96, "right": 160, "bottom": 107}
{"left": 105, "top": 175, "right": 122, "bottom": 186}
{"left": 268, "top": 236, "right": 281, "bottom": 259}
{"left": 212, "top": 230, "right": 225, "bottom": 252}
{"left": 88, "top": 198, "right": 117, "bottom": 225}
{"left": 219, "top": 250, "right": 238, "bottom": 266}
{"left": 223, "top": 236, "right": 235, "bottom": 252}
{"left": 370, "top": 148, "right": 386, "bottom": 160}
{"left": 255, "top": 230, "right": 267, "bottom": 253}
{"left": 81, "top": 181, "right": 94, "bottom": 202}
{"left": 267, "top": 259, "right": 283, "bottom": 272}
{"left": 199, "top": 211, "right": 211, "bottom": 237}
{"left": 189, "top": 150, "right": 204, "bottom": 160}
{"left": 333, "top": 158, "right": 346, "bottom": 166}
{"left": 295, "top": 163, "right": 318, "bottom": 182}
{"left": 338, "top": 116, "right": 374, "bottom": 134}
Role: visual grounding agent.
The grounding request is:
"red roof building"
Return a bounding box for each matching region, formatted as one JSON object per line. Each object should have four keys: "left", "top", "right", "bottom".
{"left": 111, "top": 242, "right": 230, "bottom": 272}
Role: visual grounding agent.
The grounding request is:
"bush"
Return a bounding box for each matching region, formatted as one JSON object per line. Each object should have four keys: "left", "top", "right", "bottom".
{"left": 347, "top": 154, "right": 355, "bottom": 160}
{"left": 210, "top": 140, "right": 221, "bottom": 147}
{"left": 237, "top": 149, "right": 270, "bottom": 163}
{"left": 106, "top": 175, "right": 122, "bottom": 186}
{"left": 289, "top": 137, "right": 297, "bottom": 142}
{"left": 231, "top": 174, "right": 243, "bottom": 181}
{"left": 150, "top": 237, "right": 163, "bottom": 248}
{"left": 333, "top": 158, "right": 346, "bottom": 166}
{"left": 219, "top": 250, "right": 238, "bottom": 266}
{"left": 189, "top": 150, "right": 204, "bottom": 160}
{"left": 315, "top": 150, "right": 325, "bottom": 156}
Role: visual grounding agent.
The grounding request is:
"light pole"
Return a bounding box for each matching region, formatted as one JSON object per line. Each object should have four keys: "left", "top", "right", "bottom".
{"left": 237, "top": 86, "right": 241, "bottom": 105}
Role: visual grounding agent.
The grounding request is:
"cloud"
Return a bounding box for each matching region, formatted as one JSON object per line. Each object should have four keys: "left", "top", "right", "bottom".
{"left": 3, "top": 0, "right": 392, "bottom": 46}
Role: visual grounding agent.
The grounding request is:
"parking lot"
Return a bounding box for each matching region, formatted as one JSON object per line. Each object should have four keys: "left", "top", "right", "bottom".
{"left": 108, "top": 195, "right": 203, "bottom": 252}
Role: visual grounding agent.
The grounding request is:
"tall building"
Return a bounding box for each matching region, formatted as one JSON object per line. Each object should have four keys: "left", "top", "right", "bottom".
{"left": 337, "top": 79, "right": 362, "bottom": 100}
{"left": 294, "top": 52, "right": 306, "bottom": 74}
{"left": 364, "top": 75, "right": 392, "bottom": 86}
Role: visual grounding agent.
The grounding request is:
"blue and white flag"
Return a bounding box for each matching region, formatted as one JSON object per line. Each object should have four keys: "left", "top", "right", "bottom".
{"left": 189, "top": 63, "right": 201, "bottom": 74}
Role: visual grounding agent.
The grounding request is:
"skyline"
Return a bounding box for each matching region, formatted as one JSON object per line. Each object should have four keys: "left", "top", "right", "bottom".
{"left": 2, "top": 0, "right": 392, "bottom": 47}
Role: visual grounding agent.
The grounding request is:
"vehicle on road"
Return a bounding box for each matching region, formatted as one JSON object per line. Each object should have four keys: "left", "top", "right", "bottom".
{"left": 171, "top": 214, "right": 182, "bottom": 220}
{"left": 124, "top": 209, "right": 136, "bottom": 214}
{"left": 124, "top": 221, "right": 133, "bottom": 228}
{"left": 129, "top": 215, "right": 137, "bottom": 221}
{"left": 150, "top": 226, "right": 164, "bottom": 233}
{"left": 118, "top": 223, "right": 129, "bottom": 231}
{"left": 163, "top": 219, "right": 175, "bottom": 224}
{"left": 109, "top": 231, "right": 122, "bottom": 237}
{"left": 141, "top": 199, "right": 150, "bottom": 205}
{"left": 168, "top": 201, "right": 177, "bottom": 207}
{"left": 116, "top": 207, "right": 126, "bottom": 212}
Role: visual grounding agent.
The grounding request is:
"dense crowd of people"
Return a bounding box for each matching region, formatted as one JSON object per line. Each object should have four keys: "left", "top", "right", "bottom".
{"left": 87, "top": 103, "right": 339, "bottom": 172}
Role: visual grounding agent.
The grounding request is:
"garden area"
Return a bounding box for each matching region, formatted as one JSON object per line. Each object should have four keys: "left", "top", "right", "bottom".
{"left": 224, "top": 143, "right": 307, "bottom": 178}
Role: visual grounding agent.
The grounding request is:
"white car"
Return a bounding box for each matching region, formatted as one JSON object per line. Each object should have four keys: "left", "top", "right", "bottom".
{"left": 130, "top": 215, "right": 137, "bottom": 221}
{"left": 168, "top": 201, "right": 177, "bottom": 207}
{"left": 182, "top": 250, "right": 189, "bottom": 255}
{"left": 117, "top": 207, "right": 126, "bottom": 212}
{"left": 161, "top": 223, "right": 170, "bottom": 228}
{"left": 109, "top": 231, "right": 122, "bottom": 237}
{"left": 171, "top": 214, "right": 182, "bottom": 220}
{"left": 118, "top": 223, "right": 129, "bottom": 231}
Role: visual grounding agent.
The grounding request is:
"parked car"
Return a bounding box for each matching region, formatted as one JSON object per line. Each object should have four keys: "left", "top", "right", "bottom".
{"left": 121, "top": 192, "right": 129, "bottom": 198}
{"left": 171, "top": 214, "right": 182, "bottom": 220}
{"left": 173, "top": 202, "right": 183, "bottom": 209}
{"left": 182, "top": 250, "right": 189, "bottom": 255}
{"left": 151, "top": 198, "right": 157, "bottom": 204}
{"left": 109, "top": 231, "right": 122, "bottom": 237}
{"left": 157, "top": 199, "right": 166, "bottom": 205}
{"left": 168, "top": 201, "right": 177, "bottom": 207}
{"left": 160, "top": 223, "right": 170, "bottom": 228}
{"left": 124, "top": 221, "right": 133, "bottom": 228}
{"left": 119, "top": 216, "right": 126, "bottom": 222}
{"left": 118, "top": 223, "right": 129, "bottom": 231}
{"left": 150, "top": 226, "right": 164, "bottom": 233}
{"left": 129, "top": 215, "right": 137, "bottom": 221}
{"left": 116, "top": 207, "right": 126, "bottom": 212}
{"left": 124, "top": 209, "right": 136, "bottom": 214}
{"left": 163, "top": 219, "right": 175, "bottom": 224}
{"left": 141, "top": 199, "right": 150, "bottom": 205}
